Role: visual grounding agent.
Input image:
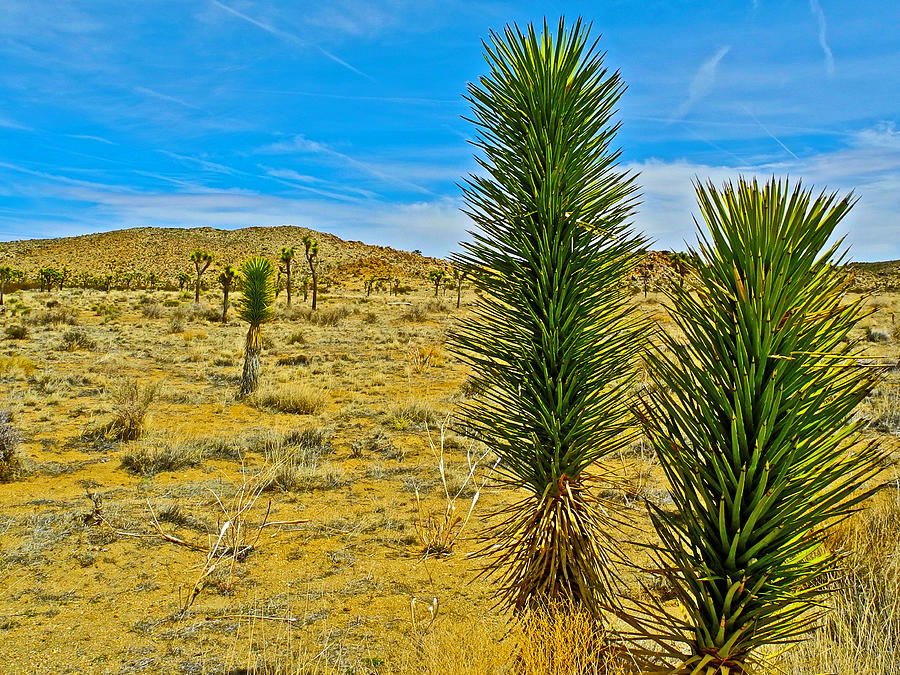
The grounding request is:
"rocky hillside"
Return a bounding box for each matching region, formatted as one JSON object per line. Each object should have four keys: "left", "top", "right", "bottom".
{"left": 0, "top": 226, "right": 448, "bottom": 283}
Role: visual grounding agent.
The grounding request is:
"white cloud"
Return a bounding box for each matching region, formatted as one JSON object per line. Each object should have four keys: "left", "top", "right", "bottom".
{"left": 675, "top": 46, "right": 731, "bottom": 119}
{"left": 809, "top": 0, "right": 835, "bottom": 76}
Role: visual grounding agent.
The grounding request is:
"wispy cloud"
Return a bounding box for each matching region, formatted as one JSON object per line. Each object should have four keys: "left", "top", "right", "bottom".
{"left": 740, "top": 106, "right": 799, "bottom": 159}
{"left": 258, "top": 134, "right": 434, "bottom": 195}
{"left": 809, "top": 0, "right": 835, "bottom": 76}
{"left": 675, "top": 46, "right": 731, "bottom": 119}
{"left": 134, "top": 86, "right": 201, "bottom": 110}
{"left": 65, "top": 134, "right": 117, "bottom": 145}
{"left": 0, "top": 114, "right": 32, "bottom": 131}
{"left": 209, "top": 0, "right": 371, "bottom": 80}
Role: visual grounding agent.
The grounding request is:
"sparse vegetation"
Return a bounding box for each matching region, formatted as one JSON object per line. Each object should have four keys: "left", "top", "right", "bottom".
{"left": 0, "top": 411, "right": 22, "bottom": 482}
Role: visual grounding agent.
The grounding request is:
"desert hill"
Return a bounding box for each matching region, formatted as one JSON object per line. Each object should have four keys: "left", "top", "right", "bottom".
{"left": 0, "top": 226, "right": 449, "bottom": 284}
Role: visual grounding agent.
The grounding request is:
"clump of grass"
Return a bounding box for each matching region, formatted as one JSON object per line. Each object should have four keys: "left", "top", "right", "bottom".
{"left": 866, "top": 326, "right": 892, "bottom": 343}
{"left": 141, "top": 302, "right": 165, "bottom": 319}
{"left": 286, "top": 330, "right": 306, "bottom": 345}
{"left": 777, "top": 486, "right": 900, "bottom": 674}
{"left": 254, "top": 382, "right": 326, "bottom": 415}
{"left": 4, "top": 324, "right": 27, "bottom": 340}
{"left": 411, "top": 344, "right": 444, "bottom": 372}
{"left": 290, "top": 305, "right": 350, "bottom": 327}
{"left": 102, "top": 378, "right": 159, "bottom": 441}
{"left": 31, "top": 306, "right": 77, "bottom": 326}
{"left": 120, "top": 440, "right": 204, "bottom": 476}
{"left": 0, "top": 411, "right": 23, "bottom": 482}
{"left": 57, "top": 327, "right": 96, "bottom": 351}
{"left": 260, "top": 427, "right": 343, "bottom": 492}
{"left": 400, "top": 304, "right": 428, "bottom": 323}
{"left": 0, "top": 355, "right": 36, "bottom": 378}
{"left": 350, "top": 430, "right": 398, "bottom": 459}
{"left": 387, "top": 402, "right": 443, "bottom": 432}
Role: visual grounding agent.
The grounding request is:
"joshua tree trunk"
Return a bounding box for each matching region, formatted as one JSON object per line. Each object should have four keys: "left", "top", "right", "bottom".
{"left": 285, "top": 261, "right": 292, "bottom": 306}
{"left": 240, "top": 325, "right": 262, "bottom": 397}
{"left": 221, "top": 287, "right": 230, "bottom": 323}
{"left": 310, "top": 267, "right": 317, "bottom": 310}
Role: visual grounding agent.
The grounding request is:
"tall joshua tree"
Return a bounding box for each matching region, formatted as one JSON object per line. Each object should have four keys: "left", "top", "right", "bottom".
{"left": 636, "top": 178, "right": 887, "bottom": 673}
{"left": 237, "top": 257, "right": 275, "bottom": 397}
{"left": 302, "top": 236, "right": 319, "bottom": 310}
{"left": 190, "top": 249, "right": 213, "bottom": 303}
{"left": 451, "top": 18, "right": 644, "bottom": 615}
{"left": 279, "top": 247, "right": 295, "bottom": 307}
{"left": 217, "top": 265, "right": 236, "bottom": 323}
{"left": 452, "top": 267, "right": 468, "bottom": 309}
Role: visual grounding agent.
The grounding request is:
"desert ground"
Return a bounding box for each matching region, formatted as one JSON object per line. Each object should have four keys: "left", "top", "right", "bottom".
{"left": 0, "top": 245, "right": 898, "bottom": 674}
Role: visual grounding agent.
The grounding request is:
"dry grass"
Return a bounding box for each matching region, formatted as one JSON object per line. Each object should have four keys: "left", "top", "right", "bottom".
{"left": 777, "top": 480, "right": 900, "bottom": 674}
{"left": 254, "top": 381, "right": 327, "bottom": 415}
{"left": 0, "top": 411, "right": 22, "bottom": 482}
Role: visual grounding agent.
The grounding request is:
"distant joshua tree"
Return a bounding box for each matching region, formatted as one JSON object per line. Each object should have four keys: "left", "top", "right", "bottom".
{"left": 237, "top": 257, "right": 275, "bottom": 397}
{"left": 39, "top": 267, "right": 59, "bottom": 294}
{"left": 190, "top": 249, "right": 213, "bottom": 303}
{"left": 279, "top": 247, "right": 296, "bottom": 307}
{"left": 428, "top": 269, "right": 445, "bottom": 298}
{"left": 176, "top": 272, "right": 191, "bottom": 292}
{"left": 302, "top": 236, "right": 319, "bottom": 310}
{"left": 452, "top": 267, "right": 468, "bottom": 309}
{"left": 217, "top": 265, "right": 237, "bottom": 323}
{"left": 669, "top": 250, "right": 691, "bottom": 290}
{"left": 147, "top": 272, "right": 160, "bottom": 291}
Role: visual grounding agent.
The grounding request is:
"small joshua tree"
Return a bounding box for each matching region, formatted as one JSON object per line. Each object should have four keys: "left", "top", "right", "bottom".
{"left": 428, "top": 269, "right": 445, "bottom": 298}
{"left": 669, "top": 251, "right": 691, "bottom": 290}
{"left": 217, "top": 265, "right": 236, "bottom": 323}
{"left": 190, "top": 249, "right": 213, "bottom": 303}
{"left": 637, "top": 177, "right": 888, "bottom": 673}
{"left": 279, "top": 247, "right": 295, "bottom": 307}
{"left": 237, "top": 257, "right": 275, "bottom": 397}
{"left": 302, "top": 236, "right": 319, "bottom": 310}
{"left": 451, "top": 267, "right": 468, "bottom": 309}
{"left": 176, "top": 272, "right": 191, "bottom": 292}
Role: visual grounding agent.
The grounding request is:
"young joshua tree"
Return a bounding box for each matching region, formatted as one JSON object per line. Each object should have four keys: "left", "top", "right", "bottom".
{"left": 176, "top": 272, "right": 191, "bottom": 292}
{"left": 190, "top": 249, "right": 213, "bottom": 303}
{"left": 302, "top": 236, "right": 319, "bottom": 310}
{"left": 279, "top": 246, "right": 295, "bottom": 307}
{"left": 451, "top": 18, "right": 644, "bottom": 616}
{"left": 636, "top": 178, "right": 887, "bottom": 673}
{"left": 237, "top": 257, "right": 275, "bottom": 397}
{"left": 217, "top": 265, "right": 237, "bottom": 323}
{"left": 452, "top": 267, "right": 468, "bottom": 309}
{"left": 428, "top": 269, "right": 445, "bottom": 298}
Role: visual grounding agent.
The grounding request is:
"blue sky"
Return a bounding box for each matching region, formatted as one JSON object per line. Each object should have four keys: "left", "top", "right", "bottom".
{"left": 1, "top": 1, "right": 898, "bottom": 259}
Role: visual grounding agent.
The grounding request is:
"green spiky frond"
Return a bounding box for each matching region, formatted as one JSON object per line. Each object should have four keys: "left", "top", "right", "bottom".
{"left": 451, "top": 17, "right": 645, "bottom": 615}
{"left": 237, "top": 257, "right": 275, "bottom": 328}
{"left": 637, "top": 177, "right": 887, "bottom": 672}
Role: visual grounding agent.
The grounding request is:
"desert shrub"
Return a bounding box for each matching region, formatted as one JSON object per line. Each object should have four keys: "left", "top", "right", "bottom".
{"left": 350, "top": 429, "right": 400, "bottom": 459}
{"left": 58, "top": 328, "right": 96, "bottom": 351}
{"left": 858, "top": 385, "right": 900, "bottom": 435}
{"left": 261, "top": 427, "right": 341, "bottom": 492}
{"left": 102, "top": 378, "right": 159, "bottom": 441}
{"left": 400, "top": 304, "right": 428, "bottom": 323}
{"left": 276, "top": 354, "right": 310, "bottom": 367}
{"left": 254, "top": 382, "right": 326, "bottom": 415}
{"left": 141, "top": 302, "right": 165, "bottom": 319}
{"left": 458, "top": 374, "right": 487, "bottom": 398}
{"left": 4, "top": 324, "right": 27, "bottom": 340}
{"left": 163, "top": 299, "right": 180, "bottom": 307}
{"left": 361, "top": 311, "right": 378, "bottom": 324}
{"left": 0, "top": 411, "right": 22, "bottom": 482}
{"left": 387, "top": 402, "right": 444, "bottom": 432}
{"left": 866, "top": 326, "right": 891, "bottom": 343}
{"left": 290, "top": 306, "right": 350, "bottom": 327}
{"left": 31, "top": 306, "right": 77, "bottom": 326}
{"left": 0, "top": 355, "right": 36, "bottom": 378}
{"left": 168, "top": 307, "right": 188, "bottom": 333}
{"left": 411, "top": 344, "right": 444, "bottom": 372}
{"left": 286, "top": 330, "right": 306, "bottom": 345}
{"left": 263, "top": 462, "right": 346, "bottom": 492}
{"left": 120, "top": 441, "right": 203, "bottom": 476}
